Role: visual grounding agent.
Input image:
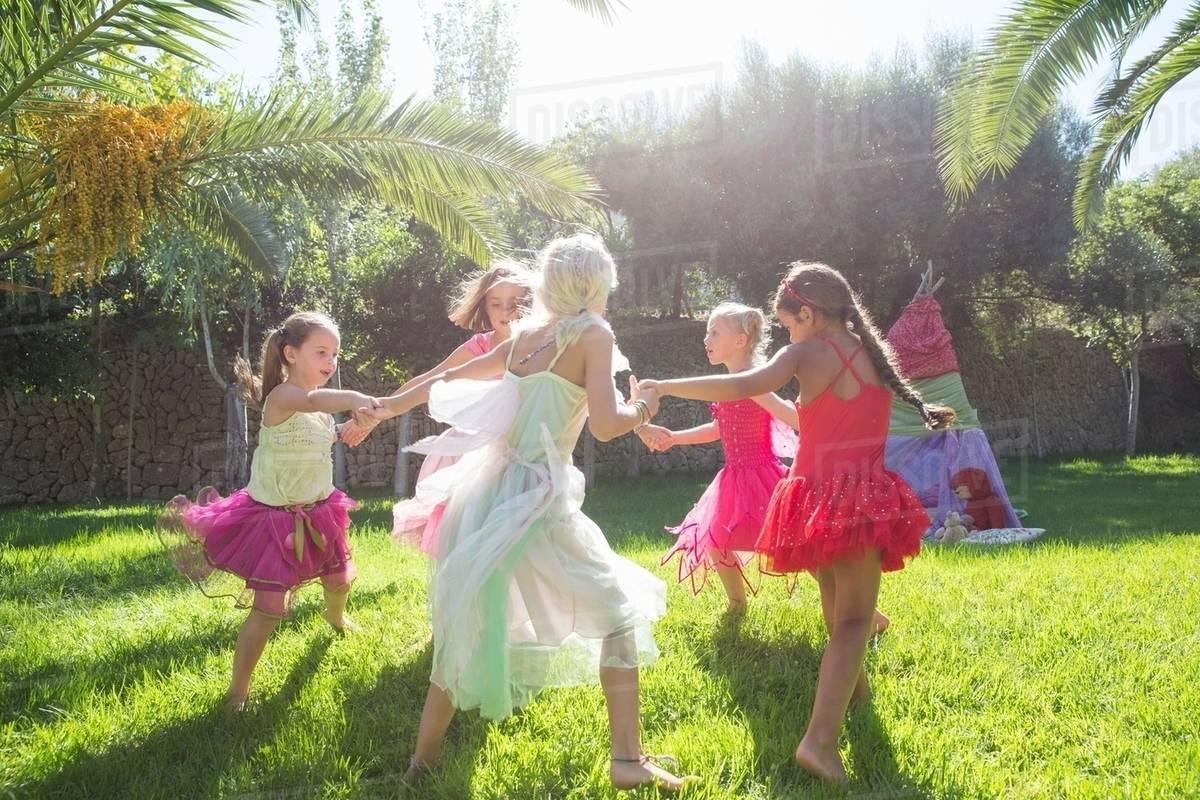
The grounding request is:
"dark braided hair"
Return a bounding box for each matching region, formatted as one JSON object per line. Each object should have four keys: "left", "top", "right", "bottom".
{"left": 773, "top": 262, "right": 956, "bottom": 431}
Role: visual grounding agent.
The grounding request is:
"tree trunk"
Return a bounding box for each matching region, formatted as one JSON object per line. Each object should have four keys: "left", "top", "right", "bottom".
{"left": 583, "top": 429, "right": 595, "bottom": 489}
{"left": 225, "top": 386, "right": 249, "bottom": 490}
{"left": 1125, "top": 348, "right": 1141, "bottom": 456}
{"left": 198, "top": 293, "right": 249, "bottom": 491}
{"left": 332, "top": 364, "right": 348, "bottom": 489}
{"left": 671, "top": 262, "right": 685, "bottom": 318}
{"left": 88, "top": 284, "right": 107, "bottom": 500}
{"left": 393, "top": 413, "right": 412, "bottom": 496}
{"left": 198, "top": 293, "right": 227, "bottom": 391}
{"left": 125, "top": 335, "right": 140, "bottom": 501}
{"left": 324, "top": 204, "right": 349, "bottom": 490}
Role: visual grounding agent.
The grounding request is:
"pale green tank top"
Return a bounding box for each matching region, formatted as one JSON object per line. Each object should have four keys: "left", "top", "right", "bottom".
{"left": 246, "top": 408, "right": 336, "bottom": 507}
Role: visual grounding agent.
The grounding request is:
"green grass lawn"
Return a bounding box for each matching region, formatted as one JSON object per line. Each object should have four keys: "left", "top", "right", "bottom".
{"left": 2, "top": 454, "right": 1198, "bottom": 799}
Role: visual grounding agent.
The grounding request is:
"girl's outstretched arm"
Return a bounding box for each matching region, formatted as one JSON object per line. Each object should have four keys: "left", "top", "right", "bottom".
{"left": 668, "top": 420, "right": 720, "bottom": 446}
{"left": 389, "top": 339, "right": 480, "bottom": 394}
{"left": 582, "top": 327, "right": 659, "bottom": 442}
{"left": 751, "top": 392, "right": 799, "bottom": 429}
{"left": 375, "top": 344, "right": 511, "bottom": 420}
{"left": 267, "top": 383, "right": 380, "bottom": 422}
{"left": 642, "top": 346, "right": 800, "bottom": 402}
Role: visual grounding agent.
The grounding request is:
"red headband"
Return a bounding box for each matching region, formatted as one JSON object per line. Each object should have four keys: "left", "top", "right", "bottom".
{"left": 781, "top": 281, "right": 819, "bottom": 309}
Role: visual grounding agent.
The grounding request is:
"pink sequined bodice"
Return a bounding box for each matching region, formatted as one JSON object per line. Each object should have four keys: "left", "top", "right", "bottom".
{"left": 712, "top": 400, "right": 779, "bottom": 468}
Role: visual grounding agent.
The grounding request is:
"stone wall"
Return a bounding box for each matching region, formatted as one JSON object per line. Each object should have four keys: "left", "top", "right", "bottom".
{"left": 2, "top": 320, "right": 1196, "bottom": 505}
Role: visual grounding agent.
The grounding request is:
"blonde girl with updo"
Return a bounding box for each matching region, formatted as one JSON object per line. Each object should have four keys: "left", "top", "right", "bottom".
{"left": 368, "top": 232, "right": 699, "bottom": 793}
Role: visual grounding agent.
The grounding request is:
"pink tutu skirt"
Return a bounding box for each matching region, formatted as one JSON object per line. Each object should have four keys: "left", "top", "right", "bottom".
{"left": 160, "top": 487, "right": 357, "bottom": 612}
{"left": 391, "top": 452, "right": 455, "bottom": 557}
{"left": 662, "top": 459, "right": 787, "bottom": 593}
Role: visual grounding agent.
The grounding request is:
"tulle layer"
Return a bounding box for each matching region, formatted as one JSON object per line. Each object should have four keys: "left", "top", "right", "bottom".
{"left": 159, "top": 487, "right": 356, "bottom": 612}
{"left": 758, "top": 470, "right": 927, "bottom": 574}
{"left": 406, "top": 374, "right": 664, "bottom": 720}
{"left": 391, "top": 452, "right": 456, "bottom": 557}
{"left": 662, "top": 461, "right": 786, "bottom": 593}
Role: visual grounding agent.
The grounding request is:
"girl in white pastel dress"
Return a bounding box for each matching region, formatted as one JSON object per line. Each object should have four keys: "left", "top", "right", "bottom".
{"left": 372, "top": 233, "right": 698, "bottom": 792}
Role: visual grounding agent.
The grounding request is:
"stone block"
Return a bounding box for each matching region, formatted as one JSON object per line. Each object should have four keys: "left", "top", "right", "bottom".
{"left": 143, "top": 462, "right": 180, "bottom": 486}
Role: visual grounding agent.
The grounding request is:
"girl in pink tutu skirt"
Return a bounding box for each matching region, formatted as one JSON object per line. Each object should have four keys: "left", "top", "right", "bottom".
{"left": 385, "top": 261, "right": 532, "bottom": 556}
{"left": 639, "top": 303, "right": 798, "bottom": 610}
{"left": 160, "top": 311, "right": 383, "bottom": 711}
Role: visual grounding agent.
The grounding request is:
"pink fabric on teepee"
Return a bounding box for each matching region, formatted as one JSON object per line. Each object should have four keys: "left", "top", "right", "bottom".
{"left": 886, "top": 296, "right": 959, "bottom": 379}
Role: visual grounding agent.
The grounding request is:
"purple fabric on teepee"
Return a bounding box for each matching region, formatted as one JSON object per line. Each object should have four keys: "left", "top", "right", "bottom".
{"left": 885, "top": 429, "right": 1021, "bottom": 532}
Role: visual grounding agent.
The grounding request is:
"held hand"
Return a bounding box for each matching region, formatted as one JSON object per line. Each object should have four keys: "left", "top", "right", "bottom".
{"left": 629, "top": 375, "right": 660, "bottom": 417}
{"left": 636, "top": 378, "right": 667, "bottom": 400}
{"left": 638, "top": 424, "right": 674, "bottom": 452}
{"left": 352, "top": 397, "right": 387, "bottom": 427}
{"left": 337, "top": 419, "right": 371, "bottom": 448}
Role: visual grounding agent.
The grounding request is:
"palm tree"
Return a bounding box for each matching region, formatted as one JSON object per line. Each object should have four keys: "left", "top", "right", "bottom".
{"left": 0, "top": 0, "right": 624, "bottom": 288}
{"left": 935, "top": 0, "right": 1200, "bottom": 229}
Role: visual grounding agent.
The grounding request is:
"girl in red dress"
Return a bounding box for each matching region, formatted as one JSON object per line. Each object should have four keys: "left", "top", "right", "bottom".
{"left": 640, "top": 262, "right": 953, "bottom": 782}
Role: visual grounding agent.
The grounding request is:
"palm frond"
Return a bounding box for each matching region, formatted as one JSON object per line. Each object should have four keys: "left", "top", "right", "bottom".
{"left": 936, "top": 0, "right": 1155, "bottom": 199}
{"left": 1106, "top": 0, "right": 1171, "bottom": 76}
{"left": 0, "top": 0, "right": 314, "bottom": 122}
{"left": 1074, "top": 30, "right": 1200, "bottom": 226}
{"left": 191, "top": 90, "right": 605, "bottom": 261}
{"left": 561, "top": 0, "right": 625, "bottom": 24}
{"left": 1094, "top": 0, "right": 1200, "bottom": 114}
{"left": 178, "top": 186, "right": 287, "bottom": 278}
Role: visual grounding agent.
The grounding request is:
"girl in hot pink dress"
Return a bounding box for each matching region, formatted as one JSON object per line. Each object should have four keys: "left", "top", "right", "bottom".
{"left": 387, "top": 261, "right": 532, "bottom": 556}
{"left": 639, "top": 303, "right": 798, "bottom": 610}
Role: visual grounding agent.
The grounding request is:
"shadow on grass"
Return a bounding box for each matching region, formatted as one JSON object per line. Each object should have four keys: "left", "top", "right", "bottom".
{"left": 336, "top": 641, "right": 491, "bottom": 799}
{"left": 707, "top": 615, "right": 945, "bottom": 799}
{"left": 22, "top": 633, "right": 334, "bottom": 799}
{"left": 0, "top": 503, "right": 157, "bottom": 549}
{"left": 1, "top": 550, "right": 178, "bottom": 604}
{"left": 1, "top": 582, "right": 401, "bottom": 724}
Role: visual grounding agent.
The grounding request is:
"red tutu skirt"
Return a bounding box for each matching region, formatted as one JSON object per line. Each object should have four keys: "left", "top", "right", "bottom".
{"left": 757, "top": 469, "right": 928, "bottom": 575}
{"left": 160, "top": 487, "right": 357, "bottom": 612}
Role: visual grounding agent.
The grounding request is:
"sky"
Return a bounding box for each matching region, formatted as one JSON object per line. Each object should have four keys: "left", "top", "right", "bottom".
{"left": 205, "top": 0, "right": 1200, "bottom": 178}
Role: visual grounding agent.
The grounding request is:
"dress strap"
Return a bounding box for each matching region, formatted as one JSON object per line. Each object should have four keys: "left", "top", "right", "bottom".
{"left": 545, "top": 336, "right": 568, "bottom": 370}
{"left": 818, "top": 336, "right": 867, "bottom": 388}
{"left": 504, "top": 331, "right": 521, "bottom": 371}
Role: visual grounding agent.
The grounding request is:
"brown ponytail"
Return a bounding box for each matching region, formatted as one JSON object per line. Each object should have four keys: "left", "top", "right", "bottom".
{"left": 774, "top": 262, "right": 956, "bottom": 431}
{"left": 235, "top": 312, "right": 340, "bottom": 409}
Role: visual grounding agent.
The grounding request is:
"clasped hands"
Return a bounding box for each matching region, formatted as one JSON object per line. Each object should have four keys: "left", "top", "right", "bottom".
{"left": 631, "top": 377, "right": 674, "bottom": 453}
{"left": 336, "top": 397, "right": 395, "bottom": 448}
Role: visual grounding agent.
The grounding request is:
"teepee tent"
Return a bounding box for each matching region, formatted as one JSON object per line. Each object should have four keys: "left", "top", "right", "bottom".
{"left": 884, "top": 269, "right": 1027, "bottom": 537}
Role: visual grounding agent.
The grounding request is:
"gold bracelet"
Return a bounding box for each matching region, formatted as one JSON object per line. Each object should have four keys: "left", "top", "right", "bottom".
{"left": 632, "top": 399, "right": 650, "bottom": 432}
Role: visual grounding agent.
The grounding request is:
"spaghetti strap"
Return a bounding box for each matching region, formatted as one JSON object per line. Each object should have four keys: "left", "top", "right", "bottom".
{"left": 546, "top": 338, "right": 568, "bottom": 370}
{"left": 504, "top": 331, "right": 521, "bottom": 371}
{"left": 818, "top": 336, "right": 866, "bottom": 388}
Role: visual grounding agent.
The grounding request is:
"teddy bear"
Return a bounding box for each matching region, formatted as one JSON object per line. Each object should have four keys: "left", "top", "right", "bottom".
{"left": 950, "top": 467, "right": 1006, "bottom": 531}
{"left": 933, "top": 510, "right": 972, "bottom": 543}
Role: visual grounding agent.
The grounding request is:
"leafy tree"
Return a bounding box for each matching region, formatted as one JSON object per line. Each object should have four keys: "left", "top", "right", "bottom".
{"left": 935, "top": 0, "right": 1200, "bottom": 228}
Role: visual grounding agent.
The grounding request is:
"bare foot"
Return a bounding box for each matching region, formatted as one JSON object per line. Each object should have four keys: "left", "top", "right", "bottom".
{"left": 610, "top": 755, "right": 699, "bottom": 793}
{"left": 872, "top": 610, "right": 890, "bottom": 635}
{"left": 403, "top": 756, "right": 434, "bottom": 784}
{"left": 794, "top": 739, "right": 847, "bottom": 783}
{"left": 322, "top": 609, "right": 362, "bottom": 634}
{"left": 726, "top": 599, "right": 748, "bottom": 614}
{"left": 224, "top": 691, "right": 248, "bottom": 713}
